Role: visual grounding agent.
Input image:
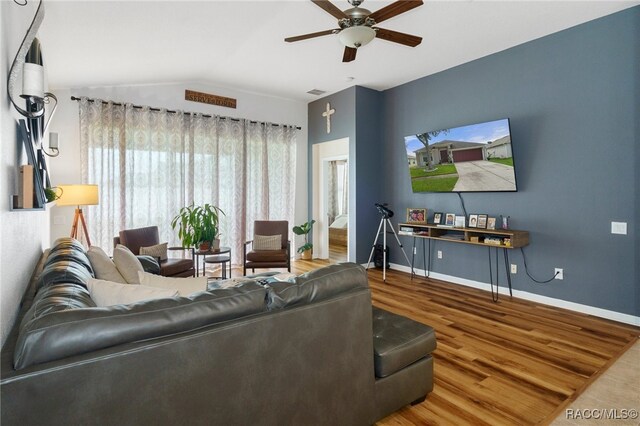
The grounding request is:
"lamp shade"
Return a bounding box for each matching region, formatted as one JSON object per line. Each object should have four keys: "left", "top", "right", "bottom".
{"left": 339, "top": 26, "right": 376, "bottom": 48}
{"left": 56, "top": 184, "right": 99, "bottom": 206}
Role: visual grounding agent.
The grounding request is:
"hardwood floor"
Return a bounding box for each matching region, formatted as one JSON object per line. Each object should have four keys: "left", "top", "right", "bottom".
{"left": 291, "top": 260, "right": 639, "bottom": 425}
{"left": 329, "top": 243, "right": 347, "bottom": 263}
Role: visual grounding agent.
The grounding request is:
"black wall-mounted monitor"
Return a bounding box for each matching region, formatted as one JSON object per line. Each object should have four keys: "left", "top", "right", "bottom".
{"left": 404, "top": 118, "right": 517, "bottom": 193}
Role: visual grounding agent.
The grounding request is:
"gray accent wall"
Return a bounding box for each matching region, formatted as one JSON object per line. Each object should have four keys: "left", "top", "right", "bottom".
{"left": 308, "top": 87, "right": 383, "bottom": 263}
{"left": 382, "top": 8, "right": 638, "bottom": 316}
{"left": 308, "top": 7, "right": 638, "bottom": 316}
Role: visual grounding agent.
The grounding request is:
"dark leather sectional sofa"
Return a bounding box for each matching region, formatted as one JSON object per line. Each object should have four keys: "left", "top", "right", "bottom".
{"left": 1, "top": 238, "right": 435, "bottom": 425}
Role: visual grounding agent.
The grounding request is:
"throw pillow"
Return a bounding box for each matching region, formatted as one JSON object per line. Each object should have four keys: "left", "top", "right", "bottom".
{"left": 138, "top": 271, "right": 207, "bottom": 297}
{"left": 140, "top": 242, "right": 168, "bottom": 261}
{"left": 87, "top": 278, "right": 178, "bottom": 307}
{"left": 253, "top": 234, "right": 281, "bottom": 251}
{"left": 113, "top": 244, "right": 144, "bottom": 284}
{"left": 86, "top": 246, "right": 127, "bottom": 283}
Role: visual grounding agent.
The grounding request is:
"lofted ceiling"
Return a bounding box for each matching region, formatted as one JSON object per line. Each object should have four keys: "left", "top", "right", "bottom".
{"left": 37, "top": 0, "right": 638, "bottom": 101}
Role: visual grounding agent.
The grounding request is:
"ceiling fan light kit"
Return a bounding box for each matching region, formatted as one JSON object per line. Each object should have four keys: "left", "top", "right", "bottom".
{"left": 285, "top": 0, "right": 424, "bottom": 62}
{"left": 339, "top": 26, "right": 376, "bottom": 48}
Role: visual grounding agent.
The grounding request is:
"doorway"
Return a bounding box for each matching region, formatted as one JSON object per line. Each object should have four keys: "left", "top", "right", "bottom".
{"left": 312, "top": 138, "right": 349, "bottom": 262}
{"left": 326, "top": 158, "right": 348, "bottom": 263}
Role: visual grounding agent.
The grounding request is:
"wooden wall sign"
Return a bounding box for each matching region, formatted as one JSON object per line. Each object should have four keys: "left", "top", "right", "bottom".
{"left": 185, "top": 90, "right": 237, "bottom": 109}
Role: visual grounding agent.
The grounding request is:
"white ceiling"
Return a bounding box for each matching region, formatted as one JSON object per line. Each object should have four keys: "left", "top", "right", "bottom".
{"left": 38, "top": 0, "right": 638, "bottom": 101}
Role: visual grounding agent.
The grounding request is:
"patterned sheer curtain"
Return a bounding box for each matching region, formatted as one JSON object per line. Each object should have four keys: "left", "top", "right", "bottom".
{"left": 79, "top": 98, "right": 296, "bottom": 259}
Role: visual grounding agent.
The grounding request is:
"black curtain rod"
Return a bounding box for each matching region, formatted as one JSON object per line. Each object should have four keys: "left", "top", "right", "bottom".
{"left": 70, "top": 96, "right": 302, "bottom": 130}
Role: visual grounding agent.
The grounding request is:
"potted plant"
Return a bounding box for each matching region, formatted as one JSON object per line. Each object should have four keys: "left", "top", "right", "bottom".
{"left": 44, "top": 186, "right": 63, "bottom": 203}
{"left": 171, "top": 203, "right": 225, "bottom": 251}
{"left": 293, "top": 219, "right": 316, "bottom": 260}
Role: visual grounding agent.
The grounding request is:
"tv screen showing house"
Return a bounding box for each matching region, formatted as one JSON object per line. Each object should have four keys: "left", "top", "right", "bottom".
{"left": 404, "top": 118, "right": 517, "bottom": 193}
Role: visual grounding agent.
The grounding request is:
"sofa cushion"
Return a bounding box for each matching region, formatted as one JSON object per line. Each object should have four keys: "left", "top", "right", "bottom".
{"left": 137, "top": 255, "right": 161, "bottom": 275}
{"left": 87, "top": 246, "right": 127, "bottom": 283}
{"left": 138, "top": 271, "right": 207, "bottom": 296}
{"left": 266, "top": 262, "right": 369, "bottom": 310}
{"left": 246, "top": 249, "right": 288, "bottom": 262}
{"left": 19, "top": 283, "right": 96, "bottom": 330}
{"left": 49, "top": 237, "right": 86, "bottom": 254}
{"left": 372, "top": 306, "right": 437, "bottom": 378}
{"left": 45, "top": 248, "right": 94, "bottom": 276}
{"left": 87, "top": 278, "right": 179, "bottom": 307}
{"left": 36, "top": 261, "right": 93, "bottom": 291}
{"left": 13, "top": 282, "right": 268, "bottom": 370}
{"left": 113, "top": 244, "right": 144, "bottom": 284}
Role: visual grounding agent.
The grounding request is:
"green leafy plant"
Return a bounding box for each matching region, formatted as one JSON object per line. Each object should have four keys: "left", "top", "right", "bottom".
{"left": 44, "top": 186, "right": 63, "bottom": 203}
{"left": 292, "top": 220, "right": 316, "bottom": 254}
{"left": 171, "top": 204, "right": 225, "bottom": 248}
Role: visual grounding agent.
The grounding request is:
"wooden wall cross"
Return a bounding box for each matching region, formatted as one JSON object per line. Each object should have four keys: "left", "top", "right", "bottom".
{"left": 322, "top": 103, "right": 335, "bottom": 134}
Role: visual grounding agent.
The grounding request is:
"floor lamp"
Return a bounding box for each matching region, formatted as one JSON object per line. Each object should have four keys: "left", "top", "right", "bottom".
{"left": 57, "top": 184, "right": 99, "bottom": 246}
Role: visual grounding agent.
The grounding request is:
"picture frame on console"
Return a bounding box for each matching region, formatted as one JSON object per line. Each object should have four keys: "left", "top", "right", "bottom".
{"left": 477, "top": 214, "right": 488, "bottom": 229}
{"left": 433, "top": 212, "right": 442, "bottom": 225}
{"left": 407, "top": 208, "right": 427, "bottom": 224}
{"left": 445, "top": 213, "right": 455, "bottom": 226}
{"left": 455, "top": 216, "right": 465, "bottom": 228}
{"left": 468, "top": 214, "right": 478, "bottom": 228}
{"left": 487, "top": 217, "right": 497, "bottom": 230}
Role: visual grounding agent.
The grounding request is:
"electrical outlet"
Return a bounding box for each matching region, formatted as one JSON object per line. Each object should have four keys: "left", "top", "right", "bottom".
{"left": 437, "top": 250, "right": 443, "bottom": 259}
{"left": 413, "top": 247, "right": 417, "bottom": 254}
{"left": 555, "top": 268, "right": 563, "bottom": 280}
{"left": 611, "top": 221, "right": 627, "bottom": 235}
{"left": 510, "top": 264, "right": 517, "bottom": 274}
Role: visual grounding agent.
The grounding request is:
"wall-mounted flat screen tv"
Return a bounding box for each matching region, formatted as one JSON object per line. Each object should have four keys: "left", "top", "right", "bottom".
{"left": 404, "top": 118, "right": 517, "bottom": 193}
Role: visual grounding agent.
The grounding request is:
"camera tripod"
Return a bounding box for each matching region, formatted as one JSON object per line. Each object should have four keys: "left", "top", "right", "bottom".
{"left": 366, "top": 216, "right": 414, "bottom": 282}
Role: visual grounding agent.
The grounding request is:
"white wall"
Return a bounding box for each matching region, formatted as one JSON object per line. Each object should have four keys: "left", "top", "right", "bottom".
{"left": 48, "top": 82, "right": 308, "bottom": 250}
{"left": 0, "top": 1, "right": 51, "bottom": 346}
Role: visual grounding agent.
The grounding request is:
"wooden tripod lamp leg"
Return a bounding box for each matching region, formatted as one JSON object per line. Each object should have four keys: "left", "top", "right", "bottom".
{"left": 70, "top": 208, "right": 81, "bottom": 239}
{"left": 78, "top": 209, "right": 92, "bottom": 247}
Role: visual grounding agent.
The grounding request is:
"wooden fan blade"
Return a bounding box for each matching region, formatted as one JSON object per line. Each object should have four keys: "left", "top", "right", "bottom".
{"left": 342, "top": 46, "right": 357, "bottom": 63}
{"left": 285, "top": 29, "right": 338, "bottom": 43}
{"left": 369, "top": 0, "right": 423, "bottom": 24}
{"left": 311, "top": 0, "right": 348, "bottom": 20}
{"left": 375, "top": 27, "right": 422, "bottom": 47}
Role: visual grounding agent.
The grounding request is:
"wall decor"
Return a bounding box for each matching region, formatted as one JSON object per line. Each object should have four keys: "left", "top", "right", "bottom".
{"left": 432, "top": 212, "right": 443, "bottom": 225}
{"left": 501, "top": 215, "right": 510, "bottom": 230}
{"left": 455, "top": 216, "right": 466, "bottom": 228}
{"left": 18, "top": 165, "right": 34, "bottom": 209}
{"left": 468, "top": 214, "right": 478, "bottom": 228}
{"left": 11, "top": 120, "right": 45, "bottom": 209}
{"left": 185, "top": 89, "right": 237, "bottom": 109}
{"left": 322, "top": 102, "right": 335, "bottom": 133}
{"left": 407, "top": 208, "right": 427, "bottom": 223}
{"left": 444, "top": 213, "right": 455, "bottom": 226}
{"left": 487, "top": 217, "right": 497, "bottom": 230}
{"left": 8, "top": 0, "right": 58, "bottom": 211}
{"left": 477, "top": 214, "right": 488, "bottom": 229}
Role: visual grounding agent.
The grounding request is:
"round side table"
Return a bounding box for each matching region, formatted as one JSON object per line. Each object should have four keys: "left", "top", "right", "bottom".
{"left": 194, "top": 247, "right": 231, "bottom": 278}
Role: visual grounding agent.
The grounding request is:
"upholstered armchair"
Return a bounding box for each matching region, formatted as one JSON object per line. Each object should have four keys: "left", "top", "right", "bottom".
{"left": 243, "top": 220, "right": 291, "bottom": 275}
{"left": 114, "top": 226, "right": 195, "bottom": 277}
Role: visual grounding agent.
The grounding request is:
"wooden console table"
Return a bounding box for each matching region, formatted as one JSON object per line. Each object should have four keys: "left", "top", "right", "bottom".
{"left": 398, "top": 223, "right": 529, "bottom": 301}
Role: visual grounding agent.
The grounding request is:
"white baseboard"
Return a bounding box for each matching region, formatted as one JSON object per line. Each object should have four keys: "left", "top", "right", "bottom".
{"left": 366, "top": 262, "right": 640, "bottom": 327}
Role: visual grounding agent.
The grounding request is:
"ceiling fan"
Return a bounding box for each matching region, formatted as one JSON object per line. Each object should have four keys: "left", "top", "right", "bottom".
{"left": 285, "top": 0, "right": 423, "bottom": 63}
